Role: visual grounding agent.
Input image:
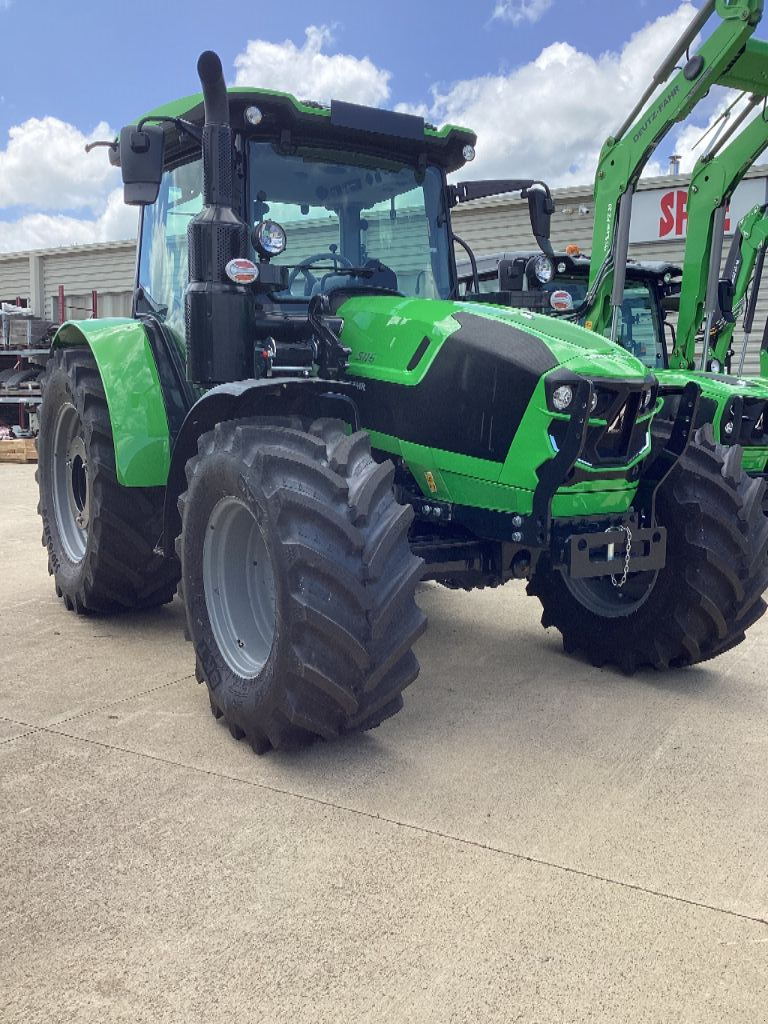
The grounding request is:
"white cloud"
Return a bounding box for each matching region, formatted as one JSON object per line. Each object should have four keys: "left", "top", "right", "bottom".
{"left": 233, "top": 25, "right": 391, "bottom": 107}
{"left": 492, "top": 0, "right": 553, "bottom": 25}
{"left": 425, "top": 4, "right": 699, "bottom": 185}
{"left": 0, "top": 113, "right": 133, "bottom": 253}
{"left": 0, "top": 189, "right": 138, "bottom": 254}
{"left": 0, "top": 116, "right": 119, "bottom": 210}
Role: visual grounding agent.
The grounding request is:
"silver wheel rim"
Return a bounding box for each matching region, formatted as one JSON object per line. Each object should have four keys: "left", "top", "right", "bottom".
{"left": 52, "top": 402, "right": 89, "bottom": 562}
{"left": 562, "top": 567, "right": 658, "bottom": 619}
{"left": 202, "top": 497, "right": 277, "bottom": 678}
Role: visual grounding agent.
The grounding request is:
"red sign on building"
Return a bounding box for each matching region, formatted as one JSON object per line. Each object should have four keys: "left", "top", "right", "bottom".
{"left": 628, "top": 177, "right": 766, "bottom": 243}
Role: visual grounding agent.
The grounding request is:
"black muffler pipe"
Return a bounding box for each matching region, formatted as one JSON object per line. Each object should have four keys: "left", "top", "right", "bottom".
{"left": 186, "top": 49, "right": 251, "bottom": 385}
{"left": 198, "top": 50, "right": 229, "bottom": 126}
{"left": 197, "top": 50, "right": 233, "bottom": 209}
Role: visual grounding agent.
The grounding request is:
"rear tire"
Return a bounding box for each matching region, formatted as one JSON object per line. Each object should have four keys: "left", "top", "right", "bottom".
{"left": 36, "top": 348, "right": 179, "bottom": 613}
{"left": 177, "top": 417, "right": 426, "bottom": 753}
{"left": 528, "top": 426, "right": 768, "bottom": 672}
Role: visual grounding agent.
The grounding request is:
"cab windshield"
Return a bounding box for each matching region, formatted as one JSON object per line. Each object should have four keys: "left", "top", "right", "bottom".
{"left": 546, "top": 276, "right": 666, "bottom": 369}
{"left": 613, "top": 283, "right": 666, "bottom": 370}
{"left": 247, "top": 142, "right": 453, "bottom": 301}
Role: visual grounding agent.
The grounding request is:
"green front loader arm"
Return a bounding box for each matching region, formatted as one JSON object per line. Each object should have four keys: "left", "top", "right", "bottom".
{"left": 585, "top": 0, "right": 763, "bottom": 339}
{"left": 709, "top": 202, "right": 768, "bottom": 372}
{"left": 670, "top": 99, "right": 768, "bottom": 369}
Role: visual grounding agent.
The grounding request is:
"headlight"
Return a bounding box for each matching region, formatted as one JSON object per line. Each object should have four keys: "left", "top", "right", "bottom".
{"left": 531, "top": 254, "right": 554, "bottom": 284}
{"left": 545, "top": 372, "right": 587, "bottom": 414}
{"left": 462, "top": 144, "right": 476, "bottom": 162}
{"left": 252, "top": 219, "right": 287, "bottom": 258}
{"left": 710, "top": 358, "right": 722, "bottom": 374}
{"left": 551, "top": 385, "right": 574, "bottom": 411}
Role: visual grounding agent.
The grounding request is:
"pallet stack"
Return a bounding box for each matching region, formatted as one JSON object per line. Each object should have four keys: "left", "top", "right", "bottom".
{"left": 0, "top": 437, "right": 37, "bottom": 463}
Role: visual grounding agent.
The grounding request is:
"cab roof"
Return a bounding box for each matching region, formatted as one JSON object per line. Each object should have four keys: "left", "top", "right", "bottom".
{"left": 142, "top": 87, "right": 476, "bottom": 174}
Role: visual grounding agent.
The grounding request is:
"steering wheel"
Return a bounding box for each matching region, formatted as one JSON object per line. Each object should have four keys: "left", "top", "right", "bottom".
{"left": 287, "top": 252, "right": 353, "bottom": 296}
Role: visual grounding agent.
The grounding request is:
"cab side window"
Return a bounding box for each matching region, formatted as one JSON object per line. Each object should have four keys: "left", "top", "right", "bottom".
{"left": 138, "top": 156, "right": 203, "bottom": 337}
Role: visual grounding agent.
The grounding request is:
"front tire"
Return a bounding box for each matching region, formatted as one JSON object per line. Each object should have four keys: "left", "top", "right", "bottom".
{"left": 177, "top": 417, "right": 426, "bottom": 752}
{"left": 528, "top": 426, "right": 768, "bottom": 672}
{"left": 36, "top": 348, "right": 179, "bottom": 613}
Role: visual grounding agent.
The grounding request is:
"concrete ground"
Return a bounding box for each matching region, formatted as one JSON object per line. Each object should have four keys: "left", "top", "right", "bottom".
{"left": 1, "top": 463, "right": 767, "bottom": 1024}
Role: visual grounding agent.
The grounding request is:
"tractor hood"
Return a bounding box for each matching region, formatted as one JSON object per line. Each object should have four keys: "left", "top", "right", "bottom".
{"left": 339, "top": 295, "right": 652, "bottom": 384}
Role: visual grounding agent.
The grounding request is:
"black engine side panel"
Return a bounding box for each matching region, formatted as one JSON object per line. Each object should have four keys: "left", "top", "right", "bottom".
{"left": 351, "top": 312, "right": 557, "bottom": 462}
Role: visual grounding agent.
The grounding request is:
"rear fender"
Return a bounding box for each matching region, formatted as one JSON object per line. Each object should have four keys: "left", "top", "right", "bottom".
{"left": 161, "top": 377, "right": 361, "bottom": 555}
{"left": 52, "top": 318, "right": 172, "bottom": 487}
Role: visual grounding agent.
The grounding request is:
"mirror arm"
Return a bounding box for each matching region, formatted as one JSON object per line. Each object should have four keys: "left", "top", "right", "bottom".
{"left": 136, "top": 115, "right": 203, "bottom": 145}
{"left": 451, "top": 179, "right": 536, "bottom": 205}
{"left": 84, "top": 139, "right": 120, "bottom": 167}
{"left": 84, "top": 139, "right": 117, "bottom": 154}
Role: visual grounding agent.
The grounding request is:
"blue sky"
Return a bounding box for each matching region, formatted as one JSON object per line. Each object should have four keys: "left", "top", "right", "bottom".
{"left": 0, "top": 1, "right": 730, "bottom": 251}
{"left": 2, "top": 0, "right": 676, "bottom": 136}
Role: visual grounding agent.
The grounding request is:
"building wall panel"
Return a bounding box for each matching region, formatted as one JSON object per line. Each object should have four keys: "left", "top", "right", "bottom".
{"left": 0, "top": 258, "right": 31, "bottom": 303}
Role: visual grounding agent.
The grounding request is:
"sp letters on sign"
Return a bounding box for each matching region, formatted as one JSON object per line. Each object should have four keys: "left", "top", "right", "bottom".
{"left": 658, "top": 189, "right": 731, "bottom": 239}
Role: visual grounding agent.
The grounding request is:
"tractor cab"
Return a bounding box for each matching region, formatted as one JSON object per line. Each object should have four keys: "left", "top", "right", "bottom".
{"left": 122, "top": 80, "right": 555, "bottom": 389}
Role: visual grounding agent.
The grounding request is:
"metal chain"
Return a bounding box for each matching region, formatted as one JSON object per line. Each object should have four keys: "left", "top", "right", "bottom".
{"left": 609, "top": 524, "right": 632, "bottom": 589}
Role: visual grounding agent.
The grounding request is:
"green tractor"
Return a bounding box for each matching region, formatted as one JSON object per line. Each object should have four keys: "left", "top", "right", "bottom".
{"left": 36, "top": 51, "right": 768, "bottom": 753}
{"left": 580, "top": 0, "right": 768, "bottom": 482}
{"left": 698, "top": 200, "right": 768, "bottom": 384}
{"left": 714, "top": 201, "right": 768, "bottom": 378}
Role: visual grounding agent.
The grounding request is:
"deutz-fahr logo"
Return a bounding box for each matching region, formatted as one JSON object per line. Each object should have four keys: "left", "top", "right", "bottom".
{"left": 632, "top": 83, "right": 681, "bottom": 144}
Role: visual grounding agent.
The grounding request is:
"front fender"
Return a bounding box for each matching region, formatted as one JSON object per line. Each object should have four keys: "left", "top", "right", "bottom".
{"left": 52, "top": 318, "right": 171, "bottom": 487}
{"left": 161, "top": 377, "right": 362, "bottom": 555}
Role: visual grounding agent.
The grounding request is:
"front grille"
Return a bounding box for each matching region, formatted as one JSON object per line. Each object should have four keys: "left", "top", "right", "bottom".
{"left": 549, "top": 381, "right": 651, "bottom": 469}
{"left": 582, "top": 384, "right": 649, "bottom": 466}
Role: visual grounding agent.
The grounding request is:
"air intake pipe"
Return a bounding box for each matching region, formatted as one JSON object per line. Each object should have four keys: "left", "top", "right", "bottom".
{"left": 185, "top": 50, "right": 252, "bottom": 385}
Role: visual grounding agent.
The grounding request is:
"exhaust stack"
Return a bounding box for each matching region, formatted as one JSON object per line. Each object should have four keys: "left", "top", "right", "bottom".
{"left": 185, "top": 50, "right": 252, "bottom": 385}
{"left": 197, "top": 50, "right": 234, "bottom": 209}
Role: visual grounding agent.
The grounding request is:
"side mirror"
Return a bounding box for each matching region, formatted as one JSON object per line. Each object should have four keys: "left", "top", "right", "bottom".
{"left": 119, "top": 124, "right": 165, "bottom": 206}
{"left": 527, "top": 187, "right": 555, "bottom": 256}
